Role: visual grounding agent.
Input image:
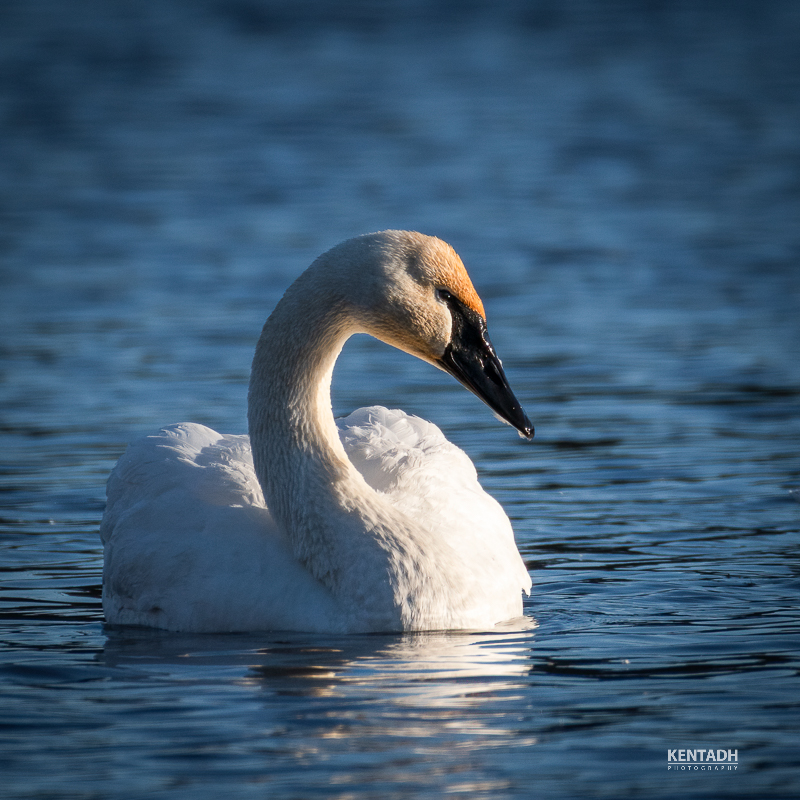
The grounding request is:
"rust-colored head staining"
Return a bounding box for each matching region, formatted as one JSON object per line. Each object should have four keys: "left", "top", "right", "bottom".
{"left": 414, "top": 233, "right": 486, "bottom": 319}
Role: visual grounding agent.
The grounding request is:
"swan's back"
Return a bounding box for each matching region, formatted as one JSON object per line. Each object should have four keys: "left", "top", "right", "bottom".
{"left": 101, "top": 409, "right": 530, "bottom": 633}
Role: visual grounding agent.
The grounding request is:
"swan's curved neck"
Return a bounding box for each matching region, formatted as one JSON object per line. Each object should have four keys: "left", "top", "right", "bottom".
{"left": 247, "top": 274, "right": 403, "bottom": 621}
{"left": 249, "top": 284, "right": 350, "bottom": 469}
{"left": 248, "top": 278, "right": 355, "bottom": 511}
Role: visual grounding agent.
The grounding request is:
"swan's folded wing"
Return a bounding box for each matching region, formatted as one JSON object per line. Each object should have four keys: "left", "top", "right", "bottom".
{"left": 101, "top": 423, "right": 263, "bottom": 545}
{"left": 336, "top": 406, "right": 466, "bottom": 493}
{"left": 337, "top": 406, "right": 532, "bottom": 598}
{"left": 100, "top": 423, "right": 340, "bottom": 633}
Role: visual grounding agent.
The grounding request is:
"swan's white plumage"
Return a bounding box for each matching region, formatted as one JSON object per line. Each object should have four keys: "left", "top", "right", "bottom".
{"left": 101, "top": 230, "right": 532, "bottom": 633}
{"left": 101, "top": 423, "right": 340, "bottom": 633}
{"left": 337, "top": 407, "right": 523, "bottom": 574}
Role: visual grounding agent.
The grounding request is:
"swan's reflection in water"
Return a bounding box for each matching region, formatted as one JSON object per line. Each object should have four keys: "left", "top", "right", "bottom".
{"left": 101, "top": 617, "right": 539, "bottom": 772}
{"left": 253, "top": 617, "right": 537, "bottom": 702}
{"left": 102, "top": 616, "right": 536, "bottom": 685}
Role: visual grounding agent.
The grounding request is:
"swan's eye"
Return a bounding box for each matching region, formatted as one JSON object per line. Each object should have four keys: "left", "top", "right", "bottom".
{"left": 436, "top": 288, "right": 455, "bottom": 304}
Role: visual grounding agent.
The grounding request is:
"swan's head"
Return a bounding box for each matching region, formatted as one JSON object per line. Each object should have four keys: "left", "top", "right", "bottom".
{"left": 324, "top": 230, "right": 534, "bottom": 440}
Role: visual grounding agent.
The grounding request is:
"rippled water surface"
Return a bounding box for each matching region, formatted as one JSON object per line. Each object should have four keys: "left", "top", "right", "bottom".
{"left": 2, "top": 2, "right": 799, "bottom": 798}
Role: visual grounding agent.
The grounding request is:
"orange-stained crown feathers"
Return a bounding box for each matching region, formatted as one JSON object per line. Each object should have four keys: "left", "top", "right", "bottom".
{"left": 414, "top": 234, "right": 486, "bottom": 319}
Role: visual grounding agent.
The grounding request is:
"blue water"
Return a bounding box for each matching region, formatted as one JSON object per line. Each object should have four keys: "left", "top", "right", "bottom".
{"left": 2, "top": 1, "right": 799, "bottom": 797}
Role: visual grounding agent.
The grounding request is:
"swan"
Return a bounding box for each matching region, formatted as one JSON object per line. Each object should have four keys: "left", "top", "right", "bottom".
{"left": 100, "top": 230, "right": 533, "bottom": 633}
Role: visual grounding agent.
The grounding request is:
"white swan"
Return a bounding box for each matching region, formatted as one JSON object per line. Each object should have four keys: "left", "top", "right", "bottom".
{"left": 100, "top": 230, "right": 533, "bottom": 633}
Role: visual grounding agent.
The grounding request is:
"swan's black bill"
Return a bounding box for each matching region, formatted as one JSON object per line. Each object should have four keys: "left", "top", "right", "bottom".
{"left": 437, "top": 300, "right": 533, "bottom": 440}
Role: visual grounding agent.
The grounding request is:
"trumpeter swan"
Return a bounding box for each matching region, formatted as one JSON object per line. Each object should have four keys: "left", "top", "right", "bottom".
{"left": 101, "top": 230, "right": 533, "bottom": 633}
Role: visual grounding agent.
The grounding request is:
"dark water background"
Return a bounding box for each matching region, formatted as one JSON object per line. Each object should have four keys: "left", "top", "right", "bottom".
{"left": 1, "top": 1, "right": 799, "bottom": 797}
